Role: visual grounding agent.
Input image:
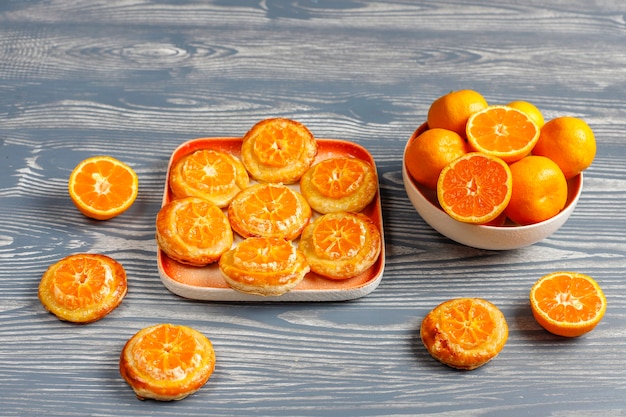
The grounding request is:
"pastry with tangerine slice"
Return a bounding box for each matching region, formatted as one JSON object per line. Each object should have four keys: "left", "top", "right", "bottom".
{"left": 169, "top": 148, "right": 249, "bottom": 208}
{"left": 420, "top": 298, "right": 508, "bottom": 370}
{"left": 228, "top": 183, "right": 311, "bottom": 240}
{"left": 300, "top": 157, "right": 378, "bottom": 214}
{"left": 241, "top": 118, "right": 318, "bottom": 184}
{"left": 38, "top": 253, "right": 127, "bottom": 323}
{"left": 120, "top": 323, "right": 216, "bottom": 401}
{"left": 156, "top": 196, "right": 233, "bottom": 266}
{"left": 299, "top": 212, "right": 381, "bottom": 280}
{"left": 219, "top": 236, "right": 310, "bottom": 296}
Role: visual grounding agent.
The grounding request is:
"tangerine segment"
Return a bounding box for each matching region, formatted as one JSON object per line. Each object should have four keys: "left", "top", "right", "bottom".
{"left": 228, "top": 183, "right": 312, "bottom": 240}
{"left": 420, "top": 298, "right": 508, "bottom": 370}
{"left": 466, "top": 105, "right": 539, "bottom": 164}
{"left": 120, "top": 323, "right": 215, "bottom": 401}
{"left": 38, "top": 253, "right": 127, "bottom": 323}
{"left": 530, "top": 272, "right": 607, "bottom": 337}
{"left": 300, "top": 157, "right": 378, "bottom": 214}
{"left": 437, "top": 153, "right": 512, "bottom": 224}
{"left": 169, "top": 149, "right": 249, "bottom": 208}
{"left": 299, "top": 212, "right": 381, "bottom": 280}
{"left": 68, "top": 156, "right": 139, "bottom": 220}
{"left": 219, "top": 237, "right": 310, "bottom": 296}
{"left": 241, "top": 118, "right": 318, "bottom": 184}
{"left": 156, "top": 197, "right": 233, "bottom": 266}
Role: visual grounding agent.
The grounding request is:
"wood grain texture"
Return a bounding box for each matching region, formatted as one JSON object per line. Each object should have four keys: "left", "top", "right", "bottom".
{"left": 1, "top": 0, "right": 626, "bottom": 416}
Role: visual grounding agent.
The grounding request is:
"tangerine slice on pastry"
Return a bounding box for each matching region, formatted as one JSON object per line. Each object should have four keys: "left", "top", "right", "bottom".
{"left": 299, "top": 212, "right": 381, "bottom": 280}
{"left": 120, "top": 323, "right": 216, "bottom": 401}
{"left": 228, "top": 183, "right": 312, "bottom": 240}
{"left": 156, "top": 196, "right": 233, "bottom": 266}
{"left": 241, "top": 118, "right": 318, "bottom": 184}
{"left": 169, "top": 148, "right": 249, "bottom": 208}
{"left": 219, "top": 236, "right": 310, "bottom": 296}
{"left": 300, "top": 157, "right": 378, "bottom": 213}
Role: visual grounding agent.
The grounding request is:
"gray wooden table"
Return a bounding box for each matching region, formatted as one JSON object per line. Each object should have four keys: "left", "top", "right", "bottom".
{"left": 2, "top": 1, "right": 625, "bottom": 416}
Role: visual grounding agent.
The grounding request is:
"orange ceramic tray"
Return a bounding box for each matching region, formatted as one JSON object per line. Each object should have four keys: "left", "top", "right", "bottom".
{"left": 157, "top": 137, "right": 385, "bottom": 301}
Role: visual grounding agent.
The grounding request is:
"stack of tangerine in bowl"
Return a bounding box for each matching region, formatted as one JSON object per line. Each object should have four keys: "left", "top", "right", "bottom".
{"left": 403, "top": 90, "right": 593, "bottom": 250}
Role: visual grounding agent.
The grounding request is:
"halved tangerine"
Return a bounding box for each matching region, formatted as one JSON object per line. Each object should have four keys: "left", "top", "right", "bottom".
{"left": 68, "top": 156, "right": 139, "bottom": 220}
{"left": 466, "top": 105, "right": 539, "bottom": 164}
{"left": 120, "top": 323, "right": 216, "bottom": 401}
{"left": 420, "top": 298, "right": 508, "bottom": 370}
{"left": 437, "top": 152, "right": 512, "bottom": 224}
{"left": 530, "top": 272, "right": 607, "bottom": 337}
{"left": 299, "top": 212, "right": 381, "bottom": 280}
{"left": 219, "top": 236, "right": 310, "bottom": 296}
{"left": 38, "top": 253, "right": 127, "bottom": 323}
{"left": 156, "top": 196, "right": 233, "bottom": 266}
{"left": 300, "top": 157, "right": 378, "bottom": 213}
{"left": 169, "top": 149, "right": 249, "bottom": 208}
{"left": 241, "top": 118, "right": 318, "bottom": 184}
{"left": 228, "top": 183, "right": 311, "bottom": 240}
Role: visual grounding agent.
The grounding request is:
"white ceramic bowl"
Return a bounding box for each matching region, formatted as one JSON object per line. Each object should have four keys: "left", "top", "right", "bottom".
{"left": 402, "top": 125, "right": 583, "bottom": 250}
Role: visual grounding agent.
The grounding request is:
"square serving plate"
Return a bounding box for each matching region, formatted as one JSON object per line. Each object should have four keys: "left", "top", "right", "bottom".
{"left": 157, "top": 137, "right": 385, "bottom": 302}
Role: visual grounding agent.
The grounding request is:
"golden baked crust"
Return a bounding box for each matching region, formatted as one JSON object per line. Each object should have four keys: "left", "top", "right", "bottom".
{"left": 219, "top": 236, "right": 310, "bottom": 296}
{"left": 241, "top": 118, "right": 318, "bottom": 184}
{"left": 169, "top": 148, "right": 249, "bottom": 208}
{"left": 299, "top": 212, "right": 381, "bottom": 280}
{"left": 38, "top": 253, "right": 127, "bottom": 323}
{"left": 156, "top": 197, "right": 233, "bottom": 266}
{"left": 420, "top": 298, "right": 508, "bottom": 370}
{"left": 228, "top": 183, "right": 312, "bottom": 240}
{"left": 300, "top": 157, "right": 378, "bottom": 214}
{"left": 120, "top": 323, "right": 215, "bottom": 401}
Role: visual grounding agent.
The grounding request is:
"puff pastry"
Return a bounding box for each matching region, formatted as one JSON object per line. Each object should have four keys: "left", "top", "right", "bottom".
{"left": 299, "top": 212, "right": 381, "bottom": 280}
{"left": 228, "top": 182, "right": 312, "bottom": 240}
{"left": 300, "top": 157, "right": 378, "bottom": 213}
{"left": 169, "top": 148, "right": 249, "bottom": 208}
{"left": 120, "top": 323, "right": 216, "bottom": 401}
{"left": 156, "top": 196, "right": 233, "bottom": 266}
{"left": 420, "top": 298, "right": 508, "bottom": 370}
{"left": 219, "top": 236, "right": 310, "bottom": 296}
{"left": 38, "top": 253, "right": 127, "bottom": 323}
{"left": 241, "top": 118, "right": 318, "bottom": 184}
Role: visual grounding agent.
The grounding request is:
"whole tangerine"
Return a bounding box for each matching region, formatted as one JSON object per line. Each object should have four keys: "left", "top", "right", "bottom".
{"left": 504, "top": 155, "right": 568, "bottom": 225}
{"left": 405, "top": 128, "right": 469, "bottom": 190}
{"left": 533, "top": 116, "right": 596, "bottom": 179}
{"left": 427, "top": 90, "right": 488, "bottom": 137}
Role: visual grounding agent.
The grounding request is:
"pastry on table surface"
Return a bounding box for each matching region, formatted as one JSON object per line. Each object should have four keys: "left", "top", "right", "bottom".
{"left": 169, "top": 148, "right": 249, "bottom": 208}
{"left": 38, "top": 253, "right": 127, "bottom": 323}
{"left": 420, "top": 297, "right": 508, "bottom": 370}
{"left": 156, "top": 196, "right": 233, "bottom": 266}
{"left": 219, "top": 236, "right": 310, "bottom": 296}
{"left": 241, "top": 118, "right": 318, "bottom": 184}
{"left": 300, "top": 156, "right": 378, "bottom": 214}
{"left": 298, "top": 211, "right": 381, "bottom": 280}
{"left": 120, "top": 323, "right": 216, "bottom": 401}
{"left": 228, "top": 182, "right": 312, "bottom": 240}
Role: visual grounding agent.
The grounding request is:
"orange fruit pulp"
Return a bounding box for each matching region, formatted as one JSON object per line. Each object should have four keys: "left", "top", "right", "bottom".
{"left": 437, "top": 152, "right": 512, "bottom": 224}
{"left": 68, "top": 155, "right": 138, "bottom": 220}
{"left": 38, "top": 253, "right": 127, "bottom": 323}
{"left": 506, "top": 100, "right": 545, "bottom": 129}
{"left": 466, "top": 105, "right": 540, "bottom": 164}
{"left": 405, "top": 128, "right": 469, "bottom": 190}
{"left": 504, "top": 155, "right": 568, "bottom": 225}
{"left": 530, "top": 272, "right": 606, "bottom": 337}
{"left": 310, "top": 157, "right": 369, "bottom": 199}
{"left": 427, "top": 89, "right": 489, "bottom": 137}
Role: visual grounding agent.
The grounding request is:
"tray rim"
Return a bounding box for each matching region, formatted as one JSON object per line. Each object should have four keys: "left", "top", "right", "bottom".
{"left": 157, "top": 136, "right": 385, "bottom": 302}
